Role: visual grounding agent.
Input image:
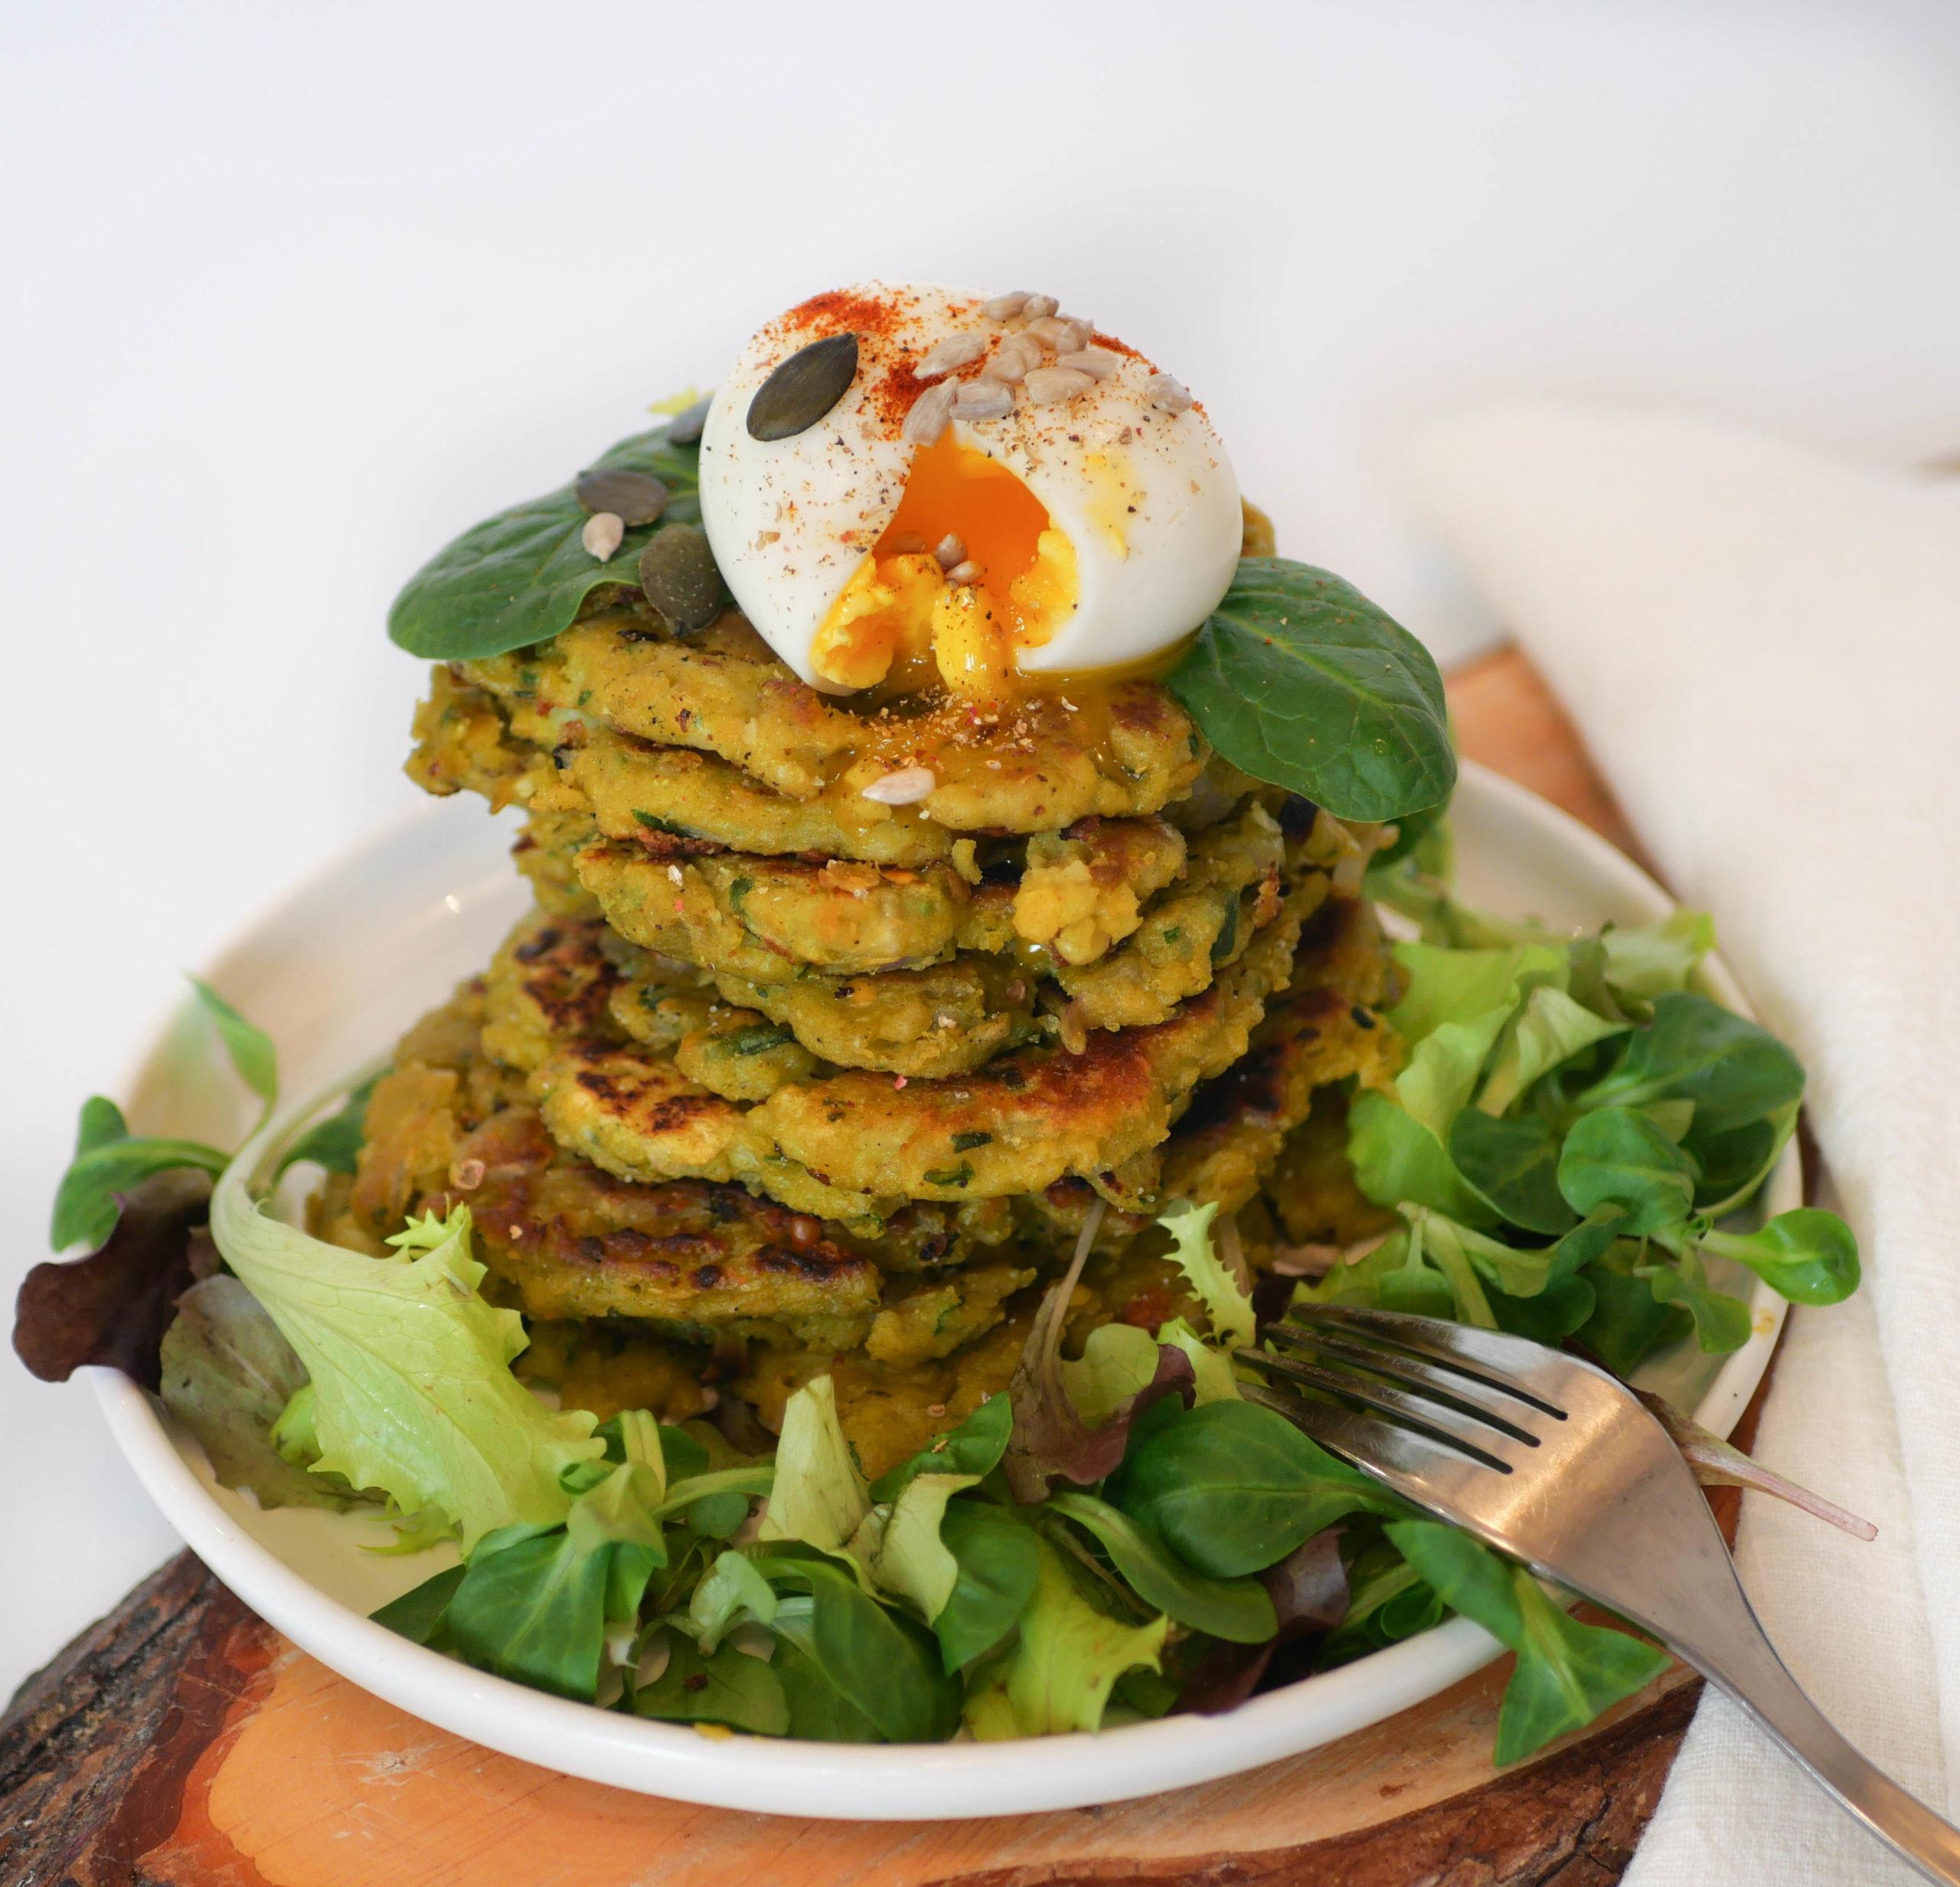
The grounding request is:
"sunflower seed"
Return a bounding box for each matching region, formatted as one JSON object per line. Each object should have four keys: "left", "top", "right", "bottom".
{"left": 1024, "top": 365, "right": 1094, "bottom": 406}
{"left": 934, "top": 533, "right": 966, "bottom": 569}
{"left": 1026, "top": 315, "right": 1090, "bottom": 354}
{"left": 902, "top": 380, "right": 958, "bottom": 445}
{"left": 982, "top": 290, "right": 1032, "bottom": 320}
{"left": 746, "top": 332, "right": 860, "bottom": 441}
{"left": 952, "top": 379, "right": 1014, "bottom": 421}
{"left": 581, "top": 511, "right": 626, "bottom": 561}
{"left": 638, "top": 523, "right": 727, "bottom": 633}
{"left": 575, "top": 467, "right": 670, "bottom": 525}
{"left": 1022, "top": 293, "right": 1059, "bottom": 321}
{"left": 861, "top": 766, "right": 936, "bottom": 806}
{"left": 945, "top": 560, "right": 985, "bottom": 584}
{"left": 886, "top": 531, "right": 927, "bottom": 555}
{"left": 1056, "top": 346, "right": 1119, "bottom": 380}
{"left": 916, "top": 332, "right": 988, "bottom": 379}
{"left": 982, "top": 332, "right": 1044, "bottom": 384}
{"left": 1146, "top": 372, "right": 1194, "bottom": 413}
{"left": 665, "top": 396, "right": 714, "bottom": 446}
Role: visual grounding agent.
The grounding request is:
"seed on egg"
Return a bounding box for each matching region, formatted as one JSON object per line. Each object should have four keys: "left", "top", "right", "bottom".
{"left": 861, "top": 765, "right": 936, "bottom": 806}
{"left": 952, "top": 380, "right": 1014, "bottom": 421}
{"left": 581, "top": 511, "right": 626, "bottom": 561}
{"left": 915, "top": 332, "right": 987, "bottom": 379}
{"left": 1025, "top": 315, "right": 1092, "bottom": 355}
{"left": 981, "top": 332, "right": 1044, "bottom": 384}
{"left": 638, "top": 523, "right": 728, "bottom": 633}
{"left": 697, "top": 281, "right": 1244, "bottom": 694}
{"left": 1146, "top": 372, "right": 1194, "bottom": 414}
{"left": 982, "top": 289, "right": 1032, "bottom": 320}
{"left": 1056, "top": 346, "right": 1119, "bottom": 380}
{"left": 1024, "top": 366, "right": 1095, "bottom": 407}
{"left": 1022, "top": 293, "right": 1060, "bottom": 320}
{"left": 901, "top": 379, "right": 957, "bottom": 445}
{"left": 746, "top": 332, "right": 860, "bottom": 441}
{"left": 934, "top": 532, "right": 966, "bottom": 569}
{"left": 574, "top": 466, "right": 670, "bottom": 525}
{"left": 665, "top": 396, "right": 714, "bottom": 446}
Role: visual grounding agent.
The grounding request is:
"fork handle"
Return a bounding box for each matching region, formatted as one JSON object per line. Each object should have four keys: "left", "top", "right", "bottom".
{"left": 1677, "top": 1605, "right": 1960, "bottom": 1884}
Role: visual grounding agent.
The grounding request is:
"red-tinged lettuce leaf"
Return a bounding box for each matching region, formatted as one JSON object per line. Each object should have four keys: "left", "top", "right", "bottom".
{"left": 1002, "top": 1202, "right": 1203, "bottom": 1503}
{"left": 1178, "top": 1526, "right": 1351, "bottom": 1715}
{"left": 1006, "top": 1279, "right": 1196, "bottom": 1503}
{"left": 13, "top": 1169, "right": 212, "bottom": 1390}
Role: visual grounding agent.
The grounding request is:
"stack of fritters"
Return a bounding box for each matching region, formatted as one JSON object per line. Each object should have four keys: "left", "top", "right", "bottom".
{"left": 319, "top": 534, "right": 1403, "bottom": 1474}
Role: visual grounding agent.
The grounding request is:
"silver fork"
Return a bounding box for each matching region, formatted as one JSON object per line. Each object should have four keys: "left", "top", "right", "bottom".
{"left": 1240, "top": 1304, "right": 1960, "bottom": 1885}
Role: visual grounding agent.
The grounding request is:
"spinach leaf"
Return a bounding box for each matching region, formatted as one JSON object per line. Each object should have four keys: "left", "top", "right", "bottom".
{"left": 276, "top": 1074, "right": 380, "bottom": 1177}
{"left": 1644, "top": 1260, "right": 1753, "bottom": 1353}
{"left": 1687, "top": 1109, "right": 1794, "bottom": 1214}
{"left": 634, "top": 1630, "right": 789, "bottom": 1736}
{"left": 387, "top": 424, "right": 702, "bottom": 661}
{"left": 1109, "top": 1401, "right": 1403, "bottom": 1578}
{"left": 188, "top": 977, "right": 279, "bottom": 1110}
{"left": 443, "top": 1524, "right": 614, "bottom": 1700}
{"left": 1164, "top": 558, "right": 1455, "bottom": 823}
{"left": 935, "top": 1499, "right": 1040, "bottom": 1673}
{"left": 869, "top": 1393, "right": 1013, "bottom": 1501}
{"left": 748, "top": 1548, "right": 961, "bottom": 1742}
{"left": 1699, "top": 1208, "right": 1861, "bottom": 1307}
{"left": 49, "top": 1124, "right": 227, "bottom": 1253}
{"left": 1387, "top": 1521, "right": 1670, "bottom": 1764}
{"left": 1573, "top": 1241, "right": 1689, "bottom": 1377}
{"left": 1579, "top": 993, "right": 1803, "bottom": 1136}
{"left": 1448, "top": 1111, "right": 1575, "bottom": 1235}
{"left": 371, "top": 1564, "right": 466, "bottom": 1647}
{"left": 769, "top": 1599, "right": 887, "bottom": 1742}
{"left": 1557, "top": 1107, "right": 1697, "bottom": 1235}
{"left": 1044, "top": 1491, "right": 1279, "bottom": 1643}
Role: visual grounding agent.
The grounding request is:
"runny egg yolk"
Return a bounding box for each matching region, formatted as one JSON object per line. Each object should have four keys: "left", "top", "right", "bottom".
{"left": 808, "top": 433, "right": 1077, "bottom": 699}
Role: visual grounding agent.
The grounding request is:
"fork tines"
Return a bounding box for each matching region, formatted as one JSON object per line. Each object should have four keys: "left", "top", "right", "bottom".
{"left": 1235, "top": 1307, "right": 1575, "bottom": 1480}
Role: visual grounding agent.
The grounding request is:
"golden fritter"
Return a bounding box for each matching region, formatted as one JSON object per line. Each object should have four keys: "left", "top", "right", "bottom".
{"left": 458, "top": 602, "right": 1207, "bottom": 831}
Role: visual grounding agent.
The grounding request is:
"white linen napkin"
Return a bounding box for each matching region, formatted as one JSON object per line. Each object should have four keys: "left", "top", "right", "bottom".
{"left": 1410, "top": 405, "right": 1960, "bottom": 1885}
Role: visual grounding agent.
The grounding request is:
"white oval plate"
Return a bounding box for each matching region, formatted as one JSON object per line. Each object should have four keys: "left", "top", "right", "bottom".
{"left": 91, "top": 761, "right": 1793, "bottom": 1820}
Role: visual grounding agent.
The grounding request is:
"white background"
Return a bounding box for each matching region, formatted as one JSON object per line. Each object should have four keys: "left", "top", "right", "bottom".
{"left": 2, "top": 0, "right": 1957, "bottom": 1706}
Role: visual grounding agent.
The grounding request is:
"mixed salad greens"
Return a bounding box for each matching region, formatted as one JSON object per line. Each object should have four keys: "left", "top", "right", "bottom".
{"left": 17, "top": 828, "right": 1862, "bottom": 1765}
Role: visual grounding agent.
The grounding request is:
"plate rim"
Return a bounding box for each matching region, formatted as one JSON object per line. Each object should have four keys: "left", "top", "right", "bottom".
{"left": 87, "top": 760, "right": 1792, "bottom": 1819}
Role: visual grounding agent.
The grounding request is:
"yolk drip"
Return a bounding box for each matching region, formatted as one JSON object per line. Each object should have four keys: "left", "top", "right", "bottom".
{"left": 810, "top": 433, "right": 1078, "bottom": 699}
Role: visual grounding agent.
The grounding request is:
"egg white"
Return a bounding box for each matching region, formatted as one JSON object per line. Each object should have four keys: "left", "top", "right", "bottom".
{"left": 697, "top": 281, "right": 1242, "bottom": 692}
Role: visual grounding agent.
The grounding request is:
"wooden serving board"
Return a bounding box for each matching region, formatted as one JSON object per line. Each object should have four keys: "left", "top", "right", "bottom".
{"left": 0, "top": 649, "right": 1758, "bottom": 1887}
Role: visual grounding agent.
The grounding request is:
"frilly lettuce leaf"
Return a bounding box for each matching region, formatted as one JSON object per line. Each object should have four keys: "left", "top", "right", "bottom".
{"left": 210, "top": 1143, "right": 602, "bottom": 1552}
{"left": 158, "top": 1274, "right": 358, "bottom": 1510}
{"left": 1156, "top": 1201, "right": 1256, "bottom": 1350}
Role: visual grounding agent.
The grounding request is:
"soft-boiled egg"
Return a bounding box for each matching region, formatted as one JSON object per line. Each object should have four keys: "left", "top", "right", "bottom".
{"left": 697, "top": 282, "right": 1241, "bottom": 698}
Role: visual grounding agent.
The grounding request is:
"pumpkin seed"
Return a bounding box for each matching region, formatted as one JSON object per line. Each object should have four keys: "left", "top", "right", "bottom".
{"left": 574, "top": 467, "right": 669, "bottom": 525}
{"left": 665, "top": 396, "right": 713, "bottom": 446}
{"left": 746, "top": 332, "right": 860, "bottom": 441}
{"left": 638, "top": 524, "right": 727, "bottom": 633}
